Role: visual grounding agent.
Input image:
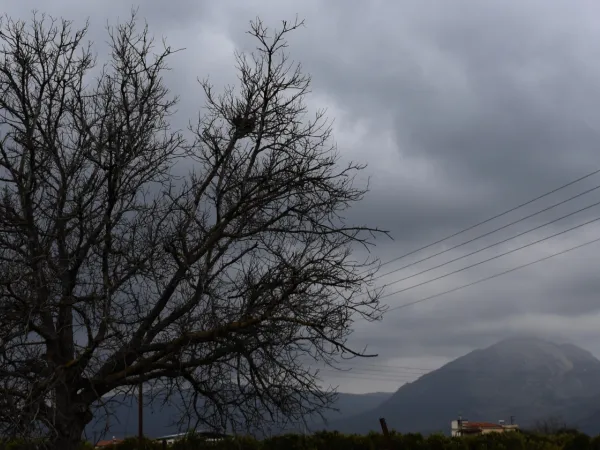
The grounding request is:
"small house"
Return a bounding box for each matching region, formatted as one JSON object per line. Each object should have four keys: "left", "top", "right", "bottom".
{"left": 95, "top": 437, "right": 124, "bottom": 448}
{"left": 451, "top": 417, "right": 519, "bottom": 436}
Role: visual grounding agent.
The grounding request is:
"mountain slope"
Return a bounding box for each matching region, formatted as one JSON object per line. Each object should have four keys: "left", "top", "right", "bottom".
{"left": 327, "top": 338, "right": 600, "bottom": 435}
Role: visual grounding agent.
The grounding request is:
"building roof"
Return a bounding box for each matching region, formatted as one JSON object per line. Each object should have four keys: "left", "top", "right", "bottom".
{"left": 95, "top": 438, "right": 124, "bottom": 447}
{"left": 463, "top": 422, "right": 504, "bottom": 429}
{"left": 154, "top": 430, "right": 229, "bottom": 440}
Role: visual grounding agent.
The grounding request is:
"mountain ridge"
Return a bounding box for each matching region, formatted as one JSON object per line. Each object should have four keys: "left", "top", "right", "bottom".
{"left": 86, "top": 337, "right": 600, "bottom": 439}
{"left": 326, "top": 337, "right": 600, "bottom": 435}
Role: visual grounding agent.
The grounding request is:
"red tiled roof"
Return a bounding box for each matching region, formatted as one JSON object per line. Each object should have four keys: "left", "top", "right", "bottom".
{"left": 95, "top": 439, "right": 124, "bottom": 448}
{"left": 463, "top": 422, "right": 504, "bottom": 429}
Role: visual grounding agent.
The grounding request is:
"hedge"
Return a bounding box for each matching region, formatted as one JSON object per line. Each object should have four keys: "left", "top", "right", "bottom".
{"left": 4, "top": 430, "right": 600, "bottom": 450}
{"left": 110, "top": 430, "right": 600, "bottom": 450}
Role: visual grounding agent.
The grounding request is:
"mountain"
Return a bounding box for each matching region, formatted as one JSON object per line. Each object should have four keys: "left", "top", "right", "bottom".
{"left": 85, "top": 390, "right": 392, "bottom": 441}
{"left": 326, "top": 337, "right": 600, "bottom": 436}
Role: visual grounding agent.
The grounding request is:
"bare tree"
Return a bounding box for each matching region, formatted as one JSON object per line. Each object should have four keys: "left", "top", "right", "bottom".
{"left": 0, "top": 10, "right": 387, "bottom": 450}
{"left": 531, "top": 416, "right": 579, "bottom": 435}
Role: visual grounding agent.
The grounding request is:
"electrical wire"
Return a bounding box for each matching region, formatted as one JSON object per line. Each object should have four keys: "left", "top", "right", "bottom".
{"left": 375, "top": 186, "right": 600, "bottom": 281}
{"left": 333, "top": 362, "right": 432, "bottom": 372}
{"left": 340, "top": 222, "right": 600, "bottom": 382}
{"left": 318, "top": 362, "right": 600, "bottom": 383}
{"left": 375, "top": 202, "right": 600, "bottom": 293}
{"left": 324, "top": 361, "right": 589, "bottom": 376}
{"left": 319, "top": 369, "right": 417, "bottom": 383}
{"left": 374, "top": 168, "right": 600, "bottom": 270}
{"left": 321, "top": 367, "right": 426, "bottom": 377}
{"left": 378, "top": 214, "right": 600, "bottom": 300}
{"left": 386, "top": 234, "right": 600, "bottom": 312}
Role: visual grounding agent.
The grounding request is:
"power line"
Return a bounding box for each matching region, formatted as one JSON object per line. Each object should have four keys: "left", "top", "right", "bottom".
{"left": 326, "top": 361, "right": 596, "bottom": 376}
{"left": 333, "top": 362, "right": 432, "bottom": 372}
{"left": 386, "top": 234, "right": 600, "bottom": 312}
{"left": 375, "top": 186, "right": 600, "bottom": 281}
{"left": 324, "top": 375, "right": 414, "bottom": 383}
{"left": 322, "top": 367, "right": 426, "bottom": 377}
{"left": 319, "top": 370, "right": 416, "bottom": 383}
{"left": 378, "top": 214, "right": 600, "bottom": 300}
{"left": 320, "top": 369, "right": 435, "bottom": 384}
{"left": 320, "top": 368, "right": 600, "bottom": 387}
{"left": 319, "top": 363, "right": 600, "bottom": 384}
{"left": 321, "top": 365, "right": 428, "bottom": 375}
{"left": 321, "top": 365, "right": 571, "bottom": 379}
{"left": 375, "top": 200, "right": 600, "bottom": 292}
{"left": 375, "top": 168, "right": 600, "bottom": 270}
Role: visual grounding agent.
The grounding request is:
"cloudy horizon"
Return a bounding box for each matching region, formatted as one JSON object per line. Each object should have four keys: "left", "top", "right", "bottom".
{"left": 6, "top": 0, "right": 600, "bottom": 394}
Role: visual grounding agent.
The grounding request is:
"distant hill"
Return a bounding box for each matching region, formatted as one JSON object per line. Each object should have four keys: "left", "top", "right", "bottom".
{"left": 326, "top": 337, "right": 600, "bottom": 436}
{"left": 85, "top": 389, "right": 392, "bottom": 441}
{"left": 86, "top": 337, "right": 600, "bottom": 440}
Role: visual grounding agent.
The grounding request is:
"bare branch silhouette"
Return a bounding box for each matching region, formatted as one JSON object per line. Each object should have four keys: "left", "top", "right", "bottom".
{"left": 0, "top": 11, "right": 387, "bottom": 449}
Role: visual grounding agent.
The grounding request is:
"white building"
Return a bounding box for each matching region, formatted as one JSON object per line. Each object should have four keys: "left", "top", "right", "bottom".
{"left": 154, "top": 430, "right": 229, "bottom": 445}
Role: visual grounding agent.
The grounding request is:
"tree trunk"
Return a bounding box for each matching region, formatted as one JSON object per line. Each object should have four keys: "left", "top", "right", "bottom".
{"left": 52, "top": 387, "right": 93, "bottom": 450}
{"left": 53, "top": 427, "right": 86, "bottom": 450}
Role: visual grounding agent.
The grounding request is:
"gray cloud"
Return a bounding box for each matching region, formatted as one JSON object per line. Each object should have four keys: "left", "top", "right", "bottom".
{"left": 6, "top": 0, "right": 600, "bottom": 393}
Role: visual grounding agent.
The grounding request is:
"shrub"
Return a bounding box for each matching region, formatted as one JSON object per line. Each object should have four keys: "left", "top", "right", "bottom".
{"left": 5, "top": 429, "right": 600, "bottom": 449}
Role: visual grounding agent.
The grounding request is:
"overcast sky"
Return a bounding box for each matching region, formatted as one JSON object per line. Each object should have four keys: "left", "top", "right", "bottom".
{"left": 6, "top": 0, "right": 600, "bottom": 394}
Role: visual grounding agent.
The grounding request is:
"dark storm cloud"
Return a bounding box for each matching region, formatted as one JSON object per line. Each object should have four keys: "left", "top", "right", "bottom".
{"left": 5, "top": 0, "right": 600, "bottom": 392}
{"left": 273, "top": 0, "right": 600, "bottom": 373}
